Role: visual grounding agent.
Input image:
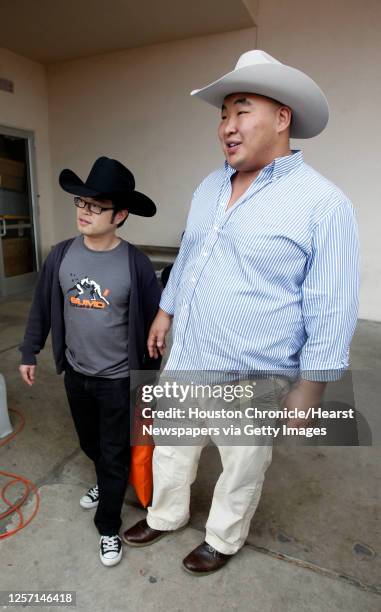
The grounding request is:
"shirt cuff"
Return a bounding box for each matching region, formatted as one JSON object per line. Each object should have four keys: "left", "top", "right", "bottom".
{"left": 159, "top": 293, "right": 175, "bottom": 316}
{"left": 20, "top": 351, "right": 37, "bottom": 366}
{"left": 300, "top": 367, "right": 348, "bottom": 382}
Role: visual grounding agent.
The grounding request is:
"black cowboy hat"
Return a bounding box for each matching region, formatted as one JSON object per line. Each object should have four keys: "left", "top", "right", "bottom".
{"left": 59, "top": 156, "right": 156, "bottom": 217}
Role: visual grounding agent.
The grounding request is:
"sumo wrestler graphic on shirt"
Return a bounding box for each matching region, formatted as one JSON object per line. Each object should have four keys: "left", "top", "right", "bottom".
{"left": 67, "top": 274, "right": 110, "bottom": 309}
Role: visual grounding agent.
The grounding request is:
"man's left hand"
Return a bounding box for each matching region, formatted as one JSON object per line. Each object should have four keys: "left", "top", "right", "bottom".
{"left": 281, "top": 379, "right": 327, "bottom": 429}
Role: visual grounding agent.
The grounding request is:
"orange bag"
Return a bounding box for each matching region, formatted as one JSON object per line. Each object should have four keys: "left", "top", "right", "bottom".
{"left": 129, "top": 385, "right": 154, "bottom": 507}
{"left": 129, "top": 444, "right": 154, "bottom": 507}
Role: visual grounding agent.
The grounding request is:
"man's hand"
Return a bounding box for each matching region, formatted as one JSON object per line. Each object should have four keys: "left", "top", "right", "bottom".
{"left": 19, "top": 365, "right": 36, "bottom": 386}
{"left": 281, "top": 379, "right": 327, "bottom": 429}
{"left": 147, "top": 308, "right": 173, "bottom": 359}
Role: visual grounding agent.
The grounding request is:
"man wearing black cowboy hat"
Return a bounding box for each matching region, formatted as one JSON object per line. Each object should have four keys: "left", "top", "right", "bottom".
{"left": 19, "top": 156, "right": 161, "bottom": 567}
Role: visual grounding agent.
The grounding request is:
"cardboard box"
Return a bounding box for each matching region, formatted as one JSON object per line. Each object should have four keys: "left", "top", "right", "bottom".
{"left": 2, "top": 237, "right": 33, "bottom": 277}
{"left": 0, "top": 173, "right": 24, "bottom": 192}
{"left": 0, "top": 157, "right": 25, "bottom": 178}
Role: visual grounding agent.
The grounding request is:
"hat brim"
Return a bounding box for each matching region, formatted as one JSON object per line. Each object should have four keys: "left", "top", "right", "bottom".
{"left": 59, "top": 169, "right": 156, "bottom": 217}
{"left": 191, "top": 63, "right": 329, "bottom": 139}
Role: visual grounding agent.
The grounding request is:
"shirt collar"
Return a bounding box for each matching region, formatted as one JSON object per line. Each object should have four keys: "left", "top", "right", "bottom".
{"left": 224, "top": 149, "right": 304, "bottom": 182}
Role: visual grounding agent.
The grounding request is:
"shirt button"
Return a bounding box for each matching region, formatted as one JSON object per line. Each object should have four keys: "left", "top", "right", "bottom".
{"left": 213, "top": 225, "right": 219, "bottom": 231}
{"left": 203, "top": 251, "right": 208, "bottom": 257}
{"left": 191, "top": 277, "right": 196, "bottom": 283}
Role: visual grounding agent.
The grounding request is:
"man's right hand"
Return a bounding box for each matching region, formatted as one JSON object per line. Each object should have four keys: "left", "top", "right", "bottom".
{"left": 19, "top": 365, "right": 36, "bottom": 386}
{"left": 147, "top": 308, "right": 173, "bottom": 359}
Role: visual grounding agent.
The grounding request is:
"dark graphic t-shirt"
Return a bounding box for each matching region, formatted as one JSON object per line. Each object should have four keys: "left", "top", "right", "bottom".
{"left": 58, "top": 236, "right": 131, "bottom": 378}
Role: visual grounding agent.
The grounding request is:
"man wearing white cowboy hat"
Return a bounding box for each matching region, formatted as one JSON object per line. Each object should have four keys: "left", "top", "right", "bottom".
{"left": 124, "top": 51, "right": 360, "bottom": 574}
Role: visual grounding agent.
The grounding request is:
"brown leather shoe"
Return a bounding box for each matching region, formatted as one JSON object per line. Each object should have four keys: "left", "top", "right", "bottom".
{"left": 182, "top": 541, "right": 235, "bottom": 576}
{"left": 122, "top": 518, "right": 186, "bottom": 547}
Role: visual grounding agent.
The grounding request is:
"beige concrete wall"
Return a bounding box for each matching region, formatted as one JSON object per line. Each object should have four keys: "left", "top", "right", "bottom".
{"left": 254, "top": 0, "right": 381, "bottom": 320}
{"left": 0, "top": 48, "right": 54, "bottom": 258}
{"left": 47, "top": 28, "right": 256, "bottom": 247}
{"left": 25, "top": 2, "right": 379, "bottom": 321}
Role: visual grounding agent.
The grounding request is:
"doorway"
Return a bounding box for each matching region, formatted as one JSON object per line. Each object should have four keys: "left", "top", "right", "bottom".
{"left": 0, "top": 126, "right": 40, "bottom": 298}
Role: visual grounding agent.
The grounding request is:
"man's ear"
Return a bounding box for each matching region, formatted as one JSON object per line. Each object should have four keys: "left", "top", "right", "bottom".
{"left": 277, "top": 105, "right": 292, "bottom": 134}
{"left": 114, "top": 209, "right": 129, "bottom": 224}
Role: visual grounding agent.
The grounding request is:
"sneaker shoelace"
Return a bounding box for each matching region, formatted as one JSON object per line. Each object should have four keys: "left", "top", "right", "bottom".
{"left": 101, "top": 536, "right": 120, "bottom": 552}
{"left": 87, "top": 485, "right": 99, "bottom": 500}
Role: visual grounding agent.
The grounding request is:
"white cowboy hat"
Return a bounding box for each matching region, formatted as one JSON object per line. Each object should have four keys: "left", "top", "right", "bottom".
{"left": 191, "top": 50, "right": 329, "bottom": 139}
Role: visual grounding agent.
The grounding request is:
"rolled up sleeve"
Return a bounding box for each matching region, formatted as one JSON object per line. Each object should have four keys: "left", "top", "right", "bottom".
{"left": 299, "top": 200, "right": 360, "bottom": 381}
{"left": 159, "top": 247, "right": 185, "bottom": 315}
{"left": 159, "top": 184, "right": 202, "bottom": 315}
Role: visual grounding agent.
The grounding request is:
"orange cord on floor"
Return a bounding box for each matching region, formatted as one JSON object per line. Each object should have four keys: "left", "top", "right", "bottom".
{"left": 0, "top": 408, "right": 40, "bottom": 539}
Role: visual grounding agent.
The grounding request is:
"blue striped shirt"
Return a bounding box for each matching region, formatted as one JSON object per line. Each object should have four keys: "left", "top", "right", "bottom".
{"left": 160, "top": 150, "right": 359, "bottom": 380}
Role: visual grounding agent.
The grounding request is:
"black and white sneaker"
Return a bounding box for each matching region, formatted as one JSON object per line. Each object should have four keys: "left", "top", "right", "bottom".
{"left": 99, "top": 535, "right": 122, "bottom": 567}
{"left": 80, "top": 484, "right": 99, "bottom": 509}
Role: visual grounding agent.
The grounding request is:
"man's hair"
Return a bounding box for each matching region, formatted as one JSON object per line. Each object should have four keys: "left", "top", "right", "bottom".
{"left": 111, "top": 206, "right": 128, "bottom": 228}
{"left": 107, "top": 197, "right": 128, "bottom": 228}
{"left": 95, "top": 197, "right": 128, "bottom": 228}
{"left": 269, "top": 97, "right": 292, "bottom": 134}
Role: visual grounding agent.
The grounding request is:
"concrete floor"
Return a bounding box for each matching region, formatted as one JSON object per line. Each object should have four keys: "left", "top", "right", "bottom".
{"left": 0, "top": 292, "right": 380, "bottom": 611}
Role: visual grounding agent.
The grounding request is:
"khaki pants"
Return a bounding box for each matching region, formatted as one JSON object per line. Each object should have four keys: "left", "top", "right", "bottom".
{"left": 146, "top": 378, "right": 279, "bottom": 554}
